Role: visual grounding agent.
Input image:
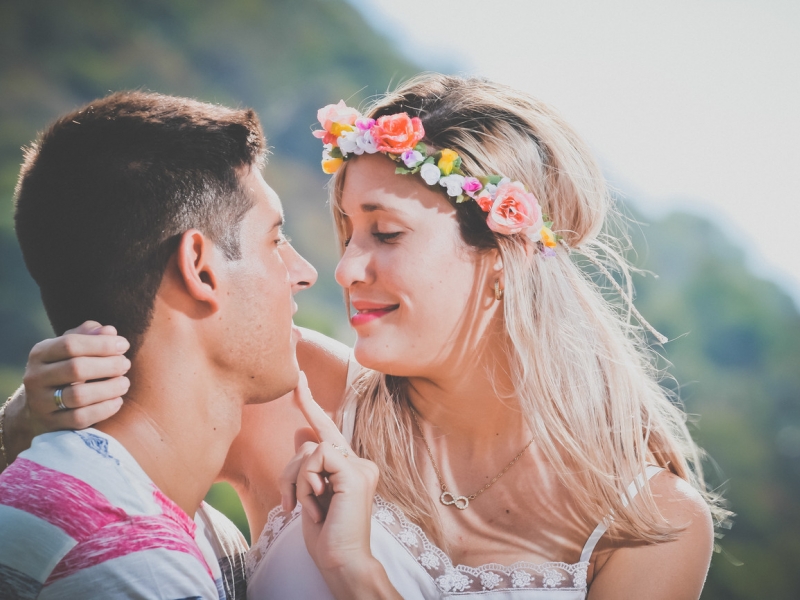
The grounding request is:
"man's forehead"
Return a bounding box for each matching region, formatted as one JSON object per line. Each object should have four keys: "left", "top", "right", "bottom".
{"left": 245, "top": 168, "right": 284, "bottom": 223}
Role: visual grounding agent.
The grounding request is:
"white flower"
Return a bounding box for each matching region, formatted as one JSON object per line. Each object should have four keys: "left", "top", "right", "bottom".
{"left": 484, "top": 183, "right": 498, "bottom": 196}
{"left": 267, "top": 515, "right": 286, "bottom": 535}
{"left": 357, "top": 130, "right": 379, "bottom": 154}
{"left": 420, "top": 162, "right": 441, "bottom": 185}
{"left": 439, "top": 174, "right": 466, "bottom": 197}
{"left": 419, "top": 551, "right": 440, "bottom": 569}
{"left": 374, "top": 508, "right": 396, "bottom": 525}
{"left": 436, "top": 568, "right": 471, "bottom": 592}
{"left": 573, "top": 565, "right": 588, "bottom": 589}
{"left": 511, "top": 570, "right": 532, "bottom": 588}
{"left": 337, "top": 130, "right": 363, "bottom": 156}
{"left": 525, "top": 224, "right": 544, "bottom": 244}
{"left": 397, "top": 528, "right": 418, "bottom": 547}
{"left": 498, "top": 176, "right": 511, "bottom": 187}
{"left": 542, "top": 568, "right": 565, "bottom": 588}
{"left": 480, "top": 571, "right": 502, "bottom": 590}
{"left": 401, "top": 149, "right": 424, "bottom": 168}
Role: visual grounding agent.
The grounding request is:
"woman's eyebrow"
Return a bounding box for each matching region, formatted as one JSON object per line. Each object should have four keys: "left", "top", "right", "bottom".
{"left": 359, "top": 202, "right": 407, "bottom": 215}
{"left": 360, "top": 202, "right": 389, "bottom": 213}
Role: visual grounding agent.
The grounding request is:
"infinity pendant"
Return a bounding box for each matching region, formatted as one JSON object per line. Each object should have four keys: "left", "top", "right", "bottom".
{"left": 440, "top": 491, "right": 470, "bottom": 510}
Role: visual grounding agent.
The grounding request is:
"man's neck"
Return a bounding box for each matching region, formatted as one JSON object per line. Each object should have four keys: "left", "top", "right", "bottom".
{"left": 97, "top": 357, "right": 243, "bottom": 518}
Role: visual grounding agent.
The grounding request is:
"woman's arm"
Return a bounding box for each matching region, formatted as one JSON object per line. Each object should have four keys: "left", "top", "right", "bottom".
{"left": 1, "top": 321, "right": 130, "bottom": 471}
{"left": 1, "top": 323, "right": 352, "bottom": 474}
{"left": 290, "top": 374, "right": 403, "bottom": 600}
{"left": 588, "top": 472, "right": 714, "bottom": 600}
{"left": 218, "top": 327, "right": 353, "bottom": 532}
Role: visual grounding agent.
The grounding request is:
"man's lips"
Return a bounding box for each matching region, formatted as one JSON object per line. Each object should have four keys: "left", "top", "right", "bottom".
{"left": 350, "top": 301, "right": 399, "bottom": 326}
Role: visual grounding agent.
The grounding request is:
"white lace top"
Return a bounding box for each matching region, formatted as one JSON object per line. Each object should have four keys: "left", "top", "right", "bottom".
{"left": 245, "top": 359, "right": 662, "bottom": 599}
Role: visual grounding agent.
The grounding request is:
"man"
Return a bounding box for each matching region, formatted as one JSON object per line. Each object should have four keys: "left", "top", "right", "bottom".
{"left": 0, "top": 91, "right": 317, "bottom": 598}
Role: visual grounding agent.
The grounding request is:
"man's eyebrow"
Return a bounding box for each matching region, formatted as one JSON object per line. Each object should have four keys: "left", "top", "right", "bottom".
{"left": 270, "top": 217, "right": 284, "bottom": 229}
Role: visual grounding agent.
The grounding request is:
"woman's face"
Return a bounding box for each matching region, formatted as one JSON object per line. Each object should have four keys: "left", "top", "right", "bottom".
{"left": 335, "top": 154, "right": 502, "bottom": 377}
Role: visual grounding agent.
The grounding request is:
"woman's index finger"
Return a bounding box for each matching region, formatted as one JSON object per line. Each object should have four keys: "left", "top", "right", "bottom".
{"left": 292, "top": 371, "right": 348, "bottom": 446}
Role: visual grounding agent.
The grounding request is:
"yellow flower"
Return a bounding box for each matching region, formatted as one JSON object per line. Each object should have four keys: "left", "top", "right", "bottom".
{"left": 321, "top": 157, "right": 343, "bottom": 174}
{"left": 541, "top": 226, "right": 557, "bottom": 248}
{"left": 437, "top": 149, "right": 459, "bottom": 175}
{"left": 330, "top": 122, "right": 354, "bottom": 137}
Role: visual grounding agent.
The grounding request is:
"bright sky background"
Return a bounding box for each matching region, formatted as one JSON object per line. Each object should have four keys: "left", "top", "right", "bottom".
{"left": 351, "top": 0, "right": 800, "bottom": 302}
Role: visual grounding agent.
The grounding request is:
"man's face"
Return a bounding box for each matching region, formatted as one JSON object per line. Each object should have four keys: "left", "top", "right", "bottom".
{"left": 216, "top": 168, "right": 317, "bottom": 403}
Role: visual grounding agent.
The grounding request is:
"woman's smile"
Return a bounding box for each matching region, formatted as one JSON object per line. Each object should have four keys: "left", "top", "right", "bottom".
{"left": 350, "top": 300, "right": 400, "bottom": 326}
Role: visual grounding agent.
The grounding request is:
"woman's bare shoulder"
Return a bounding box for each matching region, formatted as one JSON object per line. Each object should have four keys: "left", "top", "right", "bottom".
{"left": 296, "top": 327, "right": 353, "bottom": 413}
{"left": 589, "top": 471, "right": 714, "bottom": 600}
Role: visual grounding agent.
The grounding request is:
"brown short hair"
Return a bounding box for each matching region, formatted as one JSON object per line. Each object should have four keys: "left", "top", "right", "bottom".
{"left": 14, "top": 91, "right": 266, "bottom": 356}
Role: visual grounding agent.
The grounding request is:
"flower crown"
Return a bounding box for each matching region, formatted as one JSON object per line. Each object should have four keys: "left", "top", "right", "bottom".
{"left": 313, "top": 101, "right": 558, "bottom": 252}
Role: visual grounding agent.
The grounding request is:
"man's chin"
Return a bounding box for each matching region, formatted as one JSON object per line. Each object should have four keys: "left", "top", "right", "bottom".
{"left": 245, "top": 362, "right": 300, "bottom": 405}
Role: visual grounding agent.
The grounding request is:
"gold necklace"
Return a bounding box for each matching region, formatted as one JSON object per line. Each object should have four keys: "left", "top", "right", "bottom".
{"left": 411, "top": 409, "right": 534, "bottom": 510}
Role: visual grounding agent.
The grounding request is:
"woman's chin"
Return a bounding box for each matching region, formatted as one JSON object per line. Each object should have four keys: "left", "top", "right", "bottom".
{"left": 353, "top": 341, "right": 424, "bottom": 378}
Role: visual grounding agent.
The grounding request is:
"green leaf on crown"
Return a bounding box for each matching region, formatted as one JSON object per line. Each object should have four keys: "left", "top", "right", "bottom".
{"left": 328, "top": 146, "right": 343, "bottom": 159}
{"left": 455, "top": 194, "right": 467, "bottom": 203}
{"left": 395, "top": 166, "right": 410, "bottom": 174}
{"left": 414, "top": 142, "right": 427, "bottom": 154}
{"left": 485, "top": 175, "right": 504, "bottom": 185}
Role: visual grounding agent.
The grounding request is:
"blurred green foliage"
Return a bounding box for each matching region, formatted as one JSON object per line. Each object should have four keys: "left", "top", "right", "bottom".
{"left": 1, "top": 1, "right": 797, "bottom": 597}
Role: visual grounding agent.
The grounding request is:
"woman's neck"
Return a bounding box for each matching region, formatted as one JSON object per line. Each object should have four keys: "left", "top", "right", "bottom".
{"left": 405, "top": 337, "right": 532, "bottom": 450}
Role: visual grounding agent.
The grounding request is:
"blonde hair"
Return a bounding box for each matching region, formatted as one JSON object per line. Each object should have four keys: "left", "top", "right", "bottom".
{"left": 331, "top": 73, "right": 727, "bottom": 547}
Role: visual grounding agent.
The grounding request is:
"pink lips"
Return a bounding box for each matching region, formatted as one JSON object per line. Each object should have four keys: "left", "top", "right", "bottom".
{"left": 350, "top": 301, "right": 399, "bottom": 327}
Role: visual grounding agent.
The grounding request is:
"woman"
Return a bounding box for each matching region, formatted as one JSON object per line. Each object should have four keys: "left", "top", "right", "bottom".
{"left": 3, "top": 74, "right": 724, "bottom": 598}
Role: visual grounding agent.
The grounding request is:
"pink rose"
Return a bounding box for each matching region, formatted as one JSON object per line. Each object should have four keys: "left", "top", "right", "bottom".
{"left": 371, "top": 113, "right": 425, "bottom": 154}
{"left": 484, "top": 182, "right": 543, "bottom": 236}
{"left": 355, "top": 117, "right": 376, "bottom": 131}
{"left": 462, "top": 176, "right": 482, "bottom": 196}
{"left": 313, "top": 100, "right": 361, "bottom": 145}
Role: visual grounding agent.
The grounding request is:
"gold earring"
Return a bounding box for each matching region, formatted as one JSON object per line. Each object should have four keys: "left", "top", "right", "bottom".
{"left": 494, "top": 279, "right": 504, "bottom": 301}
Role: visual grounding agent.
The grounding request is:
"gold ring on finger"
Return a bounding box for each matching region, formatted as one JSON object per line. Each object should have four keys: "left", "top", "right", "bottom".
{"left": 53, "top": 386, "right": 67, "bottom": 411}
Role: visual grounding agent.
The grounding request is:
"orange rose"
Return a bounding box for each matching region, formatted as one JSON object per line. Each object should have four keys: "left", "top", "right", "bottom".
{"left": 371, "top": 113, "right": 425, "bottom": 154}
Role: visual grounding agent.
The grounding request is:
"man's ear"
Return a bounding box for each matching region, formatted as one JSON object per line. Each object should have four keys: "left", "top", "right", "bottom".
{"left": 175, "top": 229, "right": 221, "bottom": 312}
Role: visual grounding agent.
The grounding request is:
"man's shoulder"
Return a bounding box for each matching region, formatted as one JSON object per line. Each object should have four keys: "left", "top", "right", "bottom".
{"left": 197, "top": 502, "right": 249, "bottom": 599}
{"left": 1, "top": 429, "right": 156, "bottom": 518}
{"left": 0, "top": 430, "right": 220, "bottom": 598}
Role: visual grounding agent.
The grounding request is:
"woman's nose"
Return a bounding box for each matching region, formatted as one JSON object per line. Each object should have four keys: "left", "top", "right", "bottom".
{"left": 334, "top": 240, "right": 371, "bottom": 290}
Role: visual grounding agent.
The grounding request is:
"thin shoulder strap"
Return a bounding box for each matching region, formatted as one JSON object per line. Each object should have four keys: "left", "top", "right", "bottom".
{"left": 579, "top": 465, "right": 664, "bottom": 563}
{"left": 339, "top": 352, "right": 361, "bottom": 445}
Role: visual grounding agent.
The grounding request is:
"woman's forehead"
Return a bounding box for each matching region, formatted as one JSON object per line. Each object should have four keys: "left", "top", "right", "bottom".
{"left": 340, "top": 155, "right": 455, "bottom": 217}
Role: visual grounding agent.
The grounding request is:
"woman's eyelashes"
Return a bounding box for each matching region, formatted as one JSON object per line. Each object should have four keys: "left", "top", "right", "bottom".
{"left": 373, "top": 231, "right": 402, "bottom": 243}
{"left": 341, "top": 228, "right": 403, "bottom": 247}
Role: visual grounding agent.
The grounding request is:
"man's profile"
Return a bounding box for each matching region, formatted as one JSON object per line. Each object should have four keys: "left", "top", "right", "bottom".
{"left": 0, "top": 91, "right": 316, "bottom": 598}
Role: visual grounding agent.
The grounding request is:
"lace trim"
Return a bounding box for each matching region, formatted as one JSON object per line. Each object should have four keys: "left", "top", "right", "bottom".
{"left": 245, "top": 496, "right": 589, "bottom": 595}
{"left": 373, "top": 496, "right": 589, "bottom": 594}
{"left": 245, "top": 502, "right": 302, "bottom": 580}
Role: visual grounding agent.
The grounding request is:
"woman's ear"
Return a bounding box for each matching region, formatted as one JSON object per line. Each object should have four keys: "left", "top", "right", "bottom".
{"left": 490, "top": 248, "right": 505, "bottom": 294}
{"left": 175, "top": 229, "right": 221, "bottom": 312}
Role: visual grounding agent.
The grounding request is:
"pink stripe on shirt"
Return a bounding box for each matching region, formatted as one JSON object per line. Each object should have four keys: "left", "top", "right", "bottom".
{"left": 47, "top": 514, "right": 213, "bottom": 583}
{"left": 154, "top": 487, "right": 197, "bottom": 538}
{"left": 0, "top": 458, "right": 126, "bottom": 540}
